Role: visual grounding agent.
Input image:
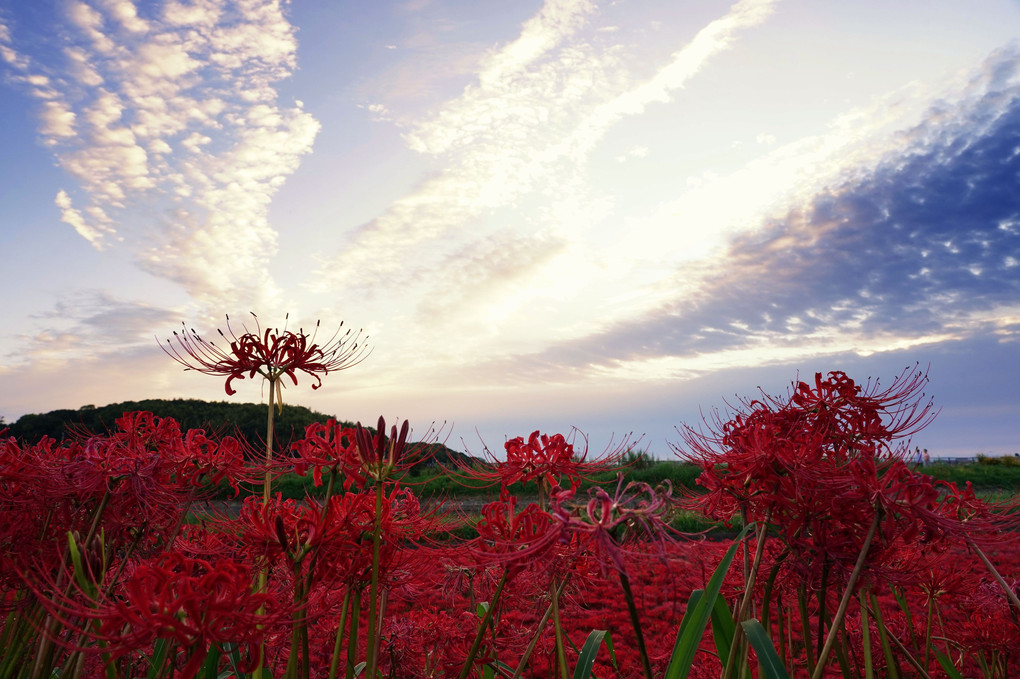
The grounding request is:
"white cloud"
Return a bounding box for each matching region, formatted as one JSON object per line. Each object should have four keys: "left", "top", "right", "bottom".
{"left": 2, "top": 0, "right": 317, "bottom": 310}
{"left": 315, "top": 0, "right": 778, "bottom": 304}
{"left": 98, "top": 0, "right": 150, "bottom": 33}
{"left": 477, "top": 0, "right": 596, "bottom": 90}
{"left": 55, "top": 190, "right": 111, "bottom": 247}
{"left": 39, "top": 100, "right": 77, "bottom": 139}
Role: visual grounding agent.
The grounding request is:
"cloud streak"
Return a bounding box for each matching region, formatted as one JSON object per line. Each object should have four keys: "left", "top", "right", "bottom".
{"left": 468, "top": 45, "right": 1020, "bottom": 384}
{"left": 0, "top": 0, "right": 318, "bottom": 309}
{"left": 314, "top": 0, "right": 778, "bottom": 306}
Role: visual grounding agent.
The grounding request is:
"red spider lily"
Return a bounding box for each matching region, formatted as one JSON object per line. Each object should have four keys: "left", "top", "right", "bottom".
{"left": 553, "top": 477, "right": 679, "bottom": 575}
{"left": 234, "top": 494, "right": 370, "bottom": 568}
{"left": 290, "top": 419, "right": 363, "bottom": 489}
{"left": 161, "top": 313, "right": 369, "bottom": 395}
{"left": 380, "top": 607, "right": 480, "bottom": 678}
{"left": 473, "top": 499, "right": 565, "bottom": 574}
{"left": 448, "top": 430, "right": 634, "bottom": 501}
{"left": 354, "top": 416, "right": 411, "bottom": 482}
{"left": 93, "top": 553, "right": 277, "bottom": 679}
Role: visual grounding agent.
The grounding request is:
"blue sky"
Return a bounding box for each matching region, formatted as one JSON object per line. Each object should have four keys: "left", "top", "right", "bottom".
{"left": 1, "top": 0, "right": 1018, "bottom": 458}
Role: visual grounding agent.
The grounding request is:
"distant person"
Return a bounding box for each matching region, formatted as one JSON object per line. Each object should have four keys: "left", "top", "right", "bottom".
{"left": 914, "top": 447, "right": 923, "bottom": 465}
{"left": 923, "top": 451, "right": 930, "bottom": 465}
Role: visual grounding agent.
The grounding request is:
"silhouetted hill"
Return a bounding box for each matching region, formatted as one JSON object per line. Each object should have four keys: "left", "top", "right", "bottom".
{"left": 3, "top": 398, "right": 473, "bottom": 468}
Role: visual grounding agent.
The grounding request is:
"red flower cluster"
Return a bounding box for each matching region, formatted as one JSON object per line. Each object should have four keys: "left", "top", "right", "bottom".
{"left": 161, "top": 313, "right": 369, "bottom": 395}
{"left": 449, "top": 429, "right": 633, "bottom": 502}
{"left": 95, "top": 553, "right": 274, "bottom": 679}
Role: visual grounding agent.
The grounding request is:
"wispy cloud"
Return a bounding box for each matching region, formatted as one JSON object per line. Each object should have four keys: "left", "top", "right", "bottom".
{"left": 314, "top": 0, "right": 778, "bottom": 321}
{"left": 0, "top": 0, "right": 318, "bottom": 309}
{"left": 470, "top": 45, "right": 1020, "bottom": 384}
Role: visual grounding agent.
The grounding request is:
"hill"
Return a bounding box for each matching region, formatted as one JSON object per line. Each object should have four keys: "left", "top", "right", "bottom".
{"left": 2, "top": 398, "right": 473, "bottom": 468}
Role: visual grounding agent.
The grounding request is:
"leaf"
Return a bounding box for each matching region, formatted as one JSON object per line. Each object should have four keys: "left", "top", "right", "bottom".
{"left": 602, "top": 631, "right": 620, "bottom": 673}
{"left": 740, "top": 619, "right": 790, "bottom": 679}
{"left": 934, "top": 651, "right": 965, "bottom": 679}
{"left": 664, "top": 524, "right": 752, "bottom": 679}
{"left": 201, "top": 645, "right": 223, "bottom": 679}
{"left": 146, "top": 638, "right": 171, "bottom": 679}
{"left": 573, "top": 630, "right": 608, "bottom": 679}
{"left": 66, "top": 532, "right": 97, "bottom": 598}
{"left": 709, "top": 591, "right": 736, "bottom": 667}
{"left": 221, "top": 642, "right": 244, "bottom": 679}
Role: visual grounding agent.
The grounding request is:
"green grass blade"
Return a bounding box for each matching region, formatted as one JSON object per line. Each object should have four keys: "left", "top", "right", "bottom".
{"left": 146, "top": 638, "right": 170, "bottom": 679}
{"left": 934, "top": 652, "right": 965, "bottom": 679}
{"left": 664, "top": 524, "right": 752, "bottom": 679}
{"left": 740, "top": 619, "right": 790, "bottom": 679}
{"left": 709, "top": 591, "right": 736, "bottom": 668}
{"left": 221, "top": 642, "right": 244, "bottom": 679}
{"left": 602, "top": 630, "right": 619, "bottom": 674}
{"left": 573, "top": 630, "right": 608, "bottom": 679}
{"left": 674, "top": 589, "right": 704, "bottom": 643}
{"left": 201, "top": 645, "right": 223, "bottom": 679}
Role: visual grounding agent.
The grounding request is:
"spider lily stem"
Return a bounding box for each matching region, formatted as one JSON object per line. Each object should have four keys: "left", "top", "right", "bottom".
{"left": 510, "top": 579, "right": 567, "bottom": 679}
{"left": 969, "top": 540, "right": 1020, "bottom": 614}
{"left": 618, "top": 569, "right": 653, "bottom": 679}
{"left": 458, "top": 570, "right": 508, "bottom": 679}
{"left": 810, "top": 504, "right": 882, "bottom": 679}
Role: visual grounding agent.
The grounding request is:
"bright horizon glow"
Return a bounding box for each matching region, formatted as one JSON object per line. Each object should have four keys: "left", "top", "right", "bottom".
{"left": 1, "top": 0, "right": 1018, "bottom": 458}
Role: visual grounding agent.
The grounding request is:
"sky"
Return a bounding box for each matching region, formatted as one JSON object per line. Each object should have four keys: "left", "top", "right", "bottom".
{"left": 1, "top": 0, "right": 1019, "bottom": 459}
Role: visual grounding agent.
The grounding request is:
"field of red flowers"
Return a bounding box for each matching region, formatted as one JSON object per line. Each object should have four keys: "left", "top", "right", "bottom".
{"left": 2, "top": 316, "right": 1018, "bottom": 679}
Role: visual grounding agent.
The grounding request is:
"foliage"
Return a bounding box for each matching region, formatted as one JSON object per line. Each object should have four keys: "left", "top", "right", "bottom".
{"left": 3, "top": 364, "right": 1020, "bottom": 679}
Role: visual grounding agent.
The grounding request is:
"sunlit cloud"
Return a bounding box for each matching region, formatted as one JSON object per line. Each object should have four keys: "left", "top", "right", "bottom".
{"left": 314, "top": 0, "right": 779, "bottom": 315}
{"left": 0, "top": 0, "right": 318, "bottom": 309}
{"left": 476, "top": 46, "right": 1020, "bottom": 384}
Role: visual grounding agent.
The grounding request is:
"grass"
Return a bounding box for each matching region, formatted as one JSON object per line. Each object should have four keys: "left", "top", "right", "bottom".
{"left": 922, "top": 461, "right": 1020, "bottom": 490}
{"left": 213, "top": 459, "right": 1020, "bottom": 516}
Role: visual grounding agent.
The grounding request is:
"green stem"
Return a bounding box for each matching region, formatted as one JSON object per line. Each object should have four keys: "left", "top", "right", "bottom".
{"left": 798, "top": 586, "right": 816, "bottom": 678}
{"left": 365, "top": 481, "right": 384, "bottom": 678}
{"left": 810, "top": 505, "right": 882, "bottom": 679}
{"left": 329, "top": 591, "right": 352, "bottom": 679}
{"left": 859, "top": 590, "right": 874, "bottom": 679}
{"left": 723, "top": 518, "right": 770, "bottom": 679}
{"left": 618, "top": 570, "right": 653, "bottom": 679}
{"left": 868, "top": 590, "right": 900, "bottom": 679}
{"left": 510, "top": 580, "right": 565, "bottom": 679}
{"left": 970, "top": 541, "right": 1020, "bottom": 614}
{"left": 346, "top": 588, "right": 362, "bottom": 679}
{"left": 550, "top": 582, "right": 569, "bottom": 679}
{"left": 285, "top": 560, "right": 306, "bottom": 679}
{"left": 263, "top": 376, "right": 277, "bottom": 504}
{"left": 254, "top": 378, "right": 278, "bottom": 679}
{"left": 458, "top": 570, "right": 509, "bottom": 679}
{"left": 776, "top": 592, "right": 787, "bottom": 670}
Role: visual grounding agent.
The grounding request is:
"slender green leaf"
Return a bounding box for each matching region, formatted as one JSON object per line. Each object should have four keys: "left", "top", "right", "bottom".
{"left": 709, "top": 591, "right": 736, "bottom": 667}
{"left": 221, "top": 642, "right": 246, "bottom": 679}
{"left": 602, "top": 631, "right": 620, "bottom": 674}
{"left": 934, "top": 651, "right": 965, "bottom": 679}
{"left": 66, "top": 532, "right": 96, "bottom": 598}
{"left": 491, "top": 660, "right": 515, "bottom": 675}
{"left": 675, "top": 590, "right": 704, "bottom": 644}
{"left": 573, "top": 630, "right": 608, "bottom": 679}
{"left": 664, "top": 524, "right": 752, "bottom": 679}
{"left": 146, "top": 638, "right": 171, "bottom": 679}
{"left": 740, "top": 619, "right": 790, "bottom": 679}
{"left": 201, "top": 645, "right": 223, "bottom": 679}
